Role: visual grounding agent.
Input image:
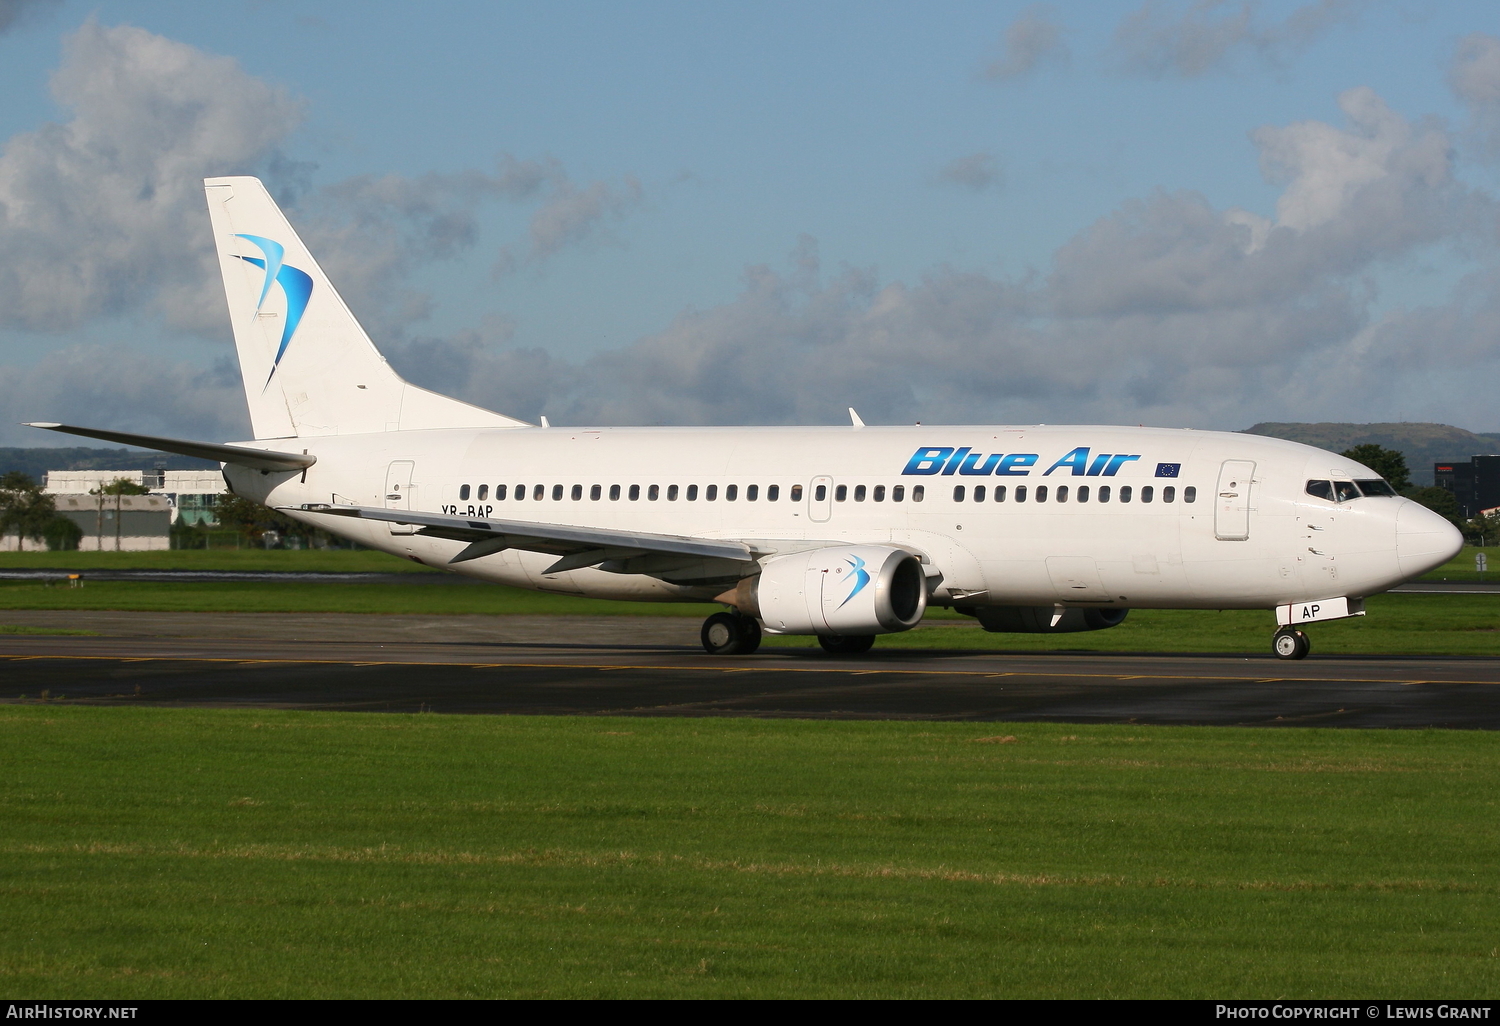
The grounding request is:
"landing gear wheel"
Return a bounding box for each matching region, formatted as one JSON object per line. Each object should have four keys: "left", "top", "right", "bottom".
{"left": 818, "top": 633, "right": 876, "bottom": 655}
{"left": 1272, "top": 628, "right": 1310, "bottom": 661}
{"left": 702, "top": 612, "right": 761, "bottom": 655}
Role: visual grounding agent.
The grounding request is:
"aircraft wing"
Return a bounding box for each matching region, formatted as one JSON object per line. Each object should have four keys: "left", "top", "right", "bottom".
{"left": 25, "top": 422, "right": 315, "bottom": 473}
{"left": 293, "top": 503, "right": 757, "bottom": 573}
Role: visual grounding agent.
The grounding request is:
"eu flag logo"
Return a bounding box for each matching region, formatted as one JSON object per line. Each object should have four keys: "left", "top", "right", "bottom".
{"left": 1155, "top": 463, "right": 1181, "bottom": 478}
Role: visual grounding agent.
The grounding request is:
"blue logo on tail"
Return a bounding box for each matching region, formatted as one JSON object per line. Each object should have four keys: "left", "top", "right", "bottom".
{"left": 235, "top": 234, "right": 313, "bottom": 387}
{"left": 838, "top": 555, "right": 871, "bottom": 608}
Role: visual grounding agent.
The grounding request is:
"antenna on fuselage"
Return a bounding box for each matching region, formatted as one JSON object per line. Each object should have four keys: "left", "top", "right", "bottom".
{"left": 540, "top": 416, "right": 551, "bottom": 428}
{"left": 848, "top": 408, "right": 865, "bottom": 428}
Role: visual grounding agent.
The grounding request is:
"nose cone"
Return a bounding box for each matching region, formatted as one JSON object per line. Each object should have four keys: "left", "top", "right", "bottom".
{"left": 1396, "top": 501, "right": 1464, "bottom": 578}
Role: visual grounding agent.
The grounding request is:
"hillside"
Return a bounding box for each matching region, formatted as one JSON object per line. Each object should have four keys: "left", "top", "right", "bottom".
{"left": 1242, "top": 423, "right": 1500, "bottom": 486}
{"left": 0, "top": 447, "right": 217, "bottom": 483}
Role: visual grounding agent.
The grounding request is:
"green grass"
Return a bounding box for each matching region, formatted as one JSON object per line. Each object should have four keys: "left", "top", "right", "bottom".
{"left": 0, "top": 624, "right": 94, "bottom": 636}
{"left": 1419, "top": 545, "right": 1500, "bottom": 583}
{"left": 3, "top": 707, "right": 1499, "bottom": 998}
{"left": 0, "top": 548, "right": 439, "bottom": 573}
{"left": 0, "top": 581, "right": 1492, "bottom": 655}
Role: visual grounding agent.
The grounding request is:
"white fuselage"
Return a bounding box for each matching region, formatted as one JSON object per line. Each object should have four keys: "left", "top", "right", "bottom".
{"left": 224, "top": 423, "right": 1460, "bottom": 611}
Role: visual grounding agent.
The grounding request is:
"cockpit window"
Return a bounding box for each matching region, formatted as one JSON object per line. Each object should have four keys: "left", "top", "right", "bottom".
{"left": 1333, "top": 480, "right": 1360, "bottom": 503}
{"left": 1355, "top": 479, "right": 1397, "bottom": 497}
{"left": 1305, "top": 480, "right": 1335, "bottom": 501}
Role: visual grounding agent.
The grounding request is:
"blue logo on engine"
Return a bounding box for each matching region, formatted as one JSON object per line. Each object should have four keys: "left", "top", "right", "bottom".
{"left": 235, "top": 234, "right": 313, "bottom": 387}
{"left": 838, "top": 554, "right": 871, "bottom": 608}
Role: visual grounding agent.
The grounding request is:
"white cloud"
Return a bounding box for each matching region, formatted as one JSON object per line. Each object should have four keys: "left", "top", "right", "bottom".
{"left": 1113, "top": 0, "right": 1363, "bottom": 78}
{"left": 0, "top": 0, "right": 57, "bottom": 35}
{"left": 389, "top": 87, "right": 1499, "bottom": 435}
{"left": 985, "top": 5, "right": 1068, "bottom": 81}
{"left": 1450, "top": 33, "right": 1500, "bottom": 160}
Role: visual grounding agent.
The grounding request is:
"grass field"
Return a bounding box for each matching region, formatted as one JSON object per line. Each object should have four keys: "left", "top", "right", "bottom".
{"left": 3, "top": 706, "right": 1499, "bottom": 998}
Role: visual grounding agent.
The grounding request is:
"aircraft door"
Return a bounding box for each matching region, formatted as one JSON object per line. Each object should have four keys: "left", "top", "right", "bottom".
{"left": 1214, "top": 460, "right": 1255, "bottom": 541}
{"left": 809, "top": 476, "right": 833, "bottom": 523}
{"left": 385, "top": 460, "right": 416, "bottom": 535}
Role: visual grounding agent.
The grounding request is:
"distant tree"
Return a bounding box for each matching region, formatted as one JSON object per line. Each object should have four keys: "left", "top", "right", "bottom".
{"left": 213, "top": 494, "right": 312, "bottom": 546}
{"left": 1466, "top": 510, "right": 1500, "bottom": 546}
{"left": 94, "top": 478, "right": 151, "bottom": 496}
{"left": 1407, "top": 486, "right": 1463, "bottom": 525}
{"left": 1340, "top": 444, "right": 1411, "bottom": 492}
{"left": 0, "top": 472, "right": 61, "bottom": 551}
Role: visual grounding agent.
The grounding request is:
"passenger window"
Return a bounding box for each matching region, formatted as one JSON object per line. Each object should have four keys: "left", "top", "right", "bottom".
{"left": 1077, "top": 485, "right": 1088, "bottom": 503}
{"left": 768, "top": 485, "right": 780, "bottom": 501}
{"left": 1056, "top": 485, "right": 1068, "bottom": 503}
{"left": 798, "top": 485, "right": 810, "bottom": 502}
{"left": 892, "top": 485, "right": 904, "bottom": 502}
{"left": 533, "top": 484, "right": 545, "bottom": 501}
{"left": 609, "top": 484, "right": 620, "bottom": 501}
{"left": 707, "top": 484, "right": 718, "bottom": 501}
{"left": 516, "top": 484, "right": 526, "bottom": 502}
{"left": 459, "top": 484, "right": 471, "bottom": 501}
{"left": 726, "top": 484, "right": 737, "bottom": 501}
{"left": 912, "top": 485, "right": 924, "bottom": 502}
{"left": 1163, "top": 486, "right": 1175, "bottom": 503}
{"left": 835, "top": 484, "right": 847, "bottom": 502}
{"left": 571, "top": 484, "right": 582, "bottom": 501}
{"left": 1016, "top": 485, "right": 1027, "bottom": 503}
{"left": 1120, "top": 486, "right": 1132, "bottom": 503}
{"left": 590, "top": 484, "right": 601, "bottom": 501}
{"left": 953, "top": 485, "right": 965, "bottom": 502}
{"left": 1099, "top": 485, "right": 1110, "bottom": 503}
{"left": 973, "top": 485, "right": 986, "bottom": 502}
{"left": 1141, "top": 486, "right": 1153, "bottom": 503}
{"left": 629, "top": 484, "right": 640, "bottom": 501}
{"left": 873, "top": 485, "right": 885, "bottom": 502}
{"left": 687, "top": 484, "right": 699, "bottom": 501}
{"left": 1334, "top": 480, "right": 1360, "bottom": 503}
{"left": 854, "top": 485, "right": 866, "bottom": 502}
{"left": 477, "top": 484, "right": 488, "bottom": 501}
{"left": 747, "top": 484, "right": 758, "bottom": 501}
{"left": 667, "top": 484, "right": 679, "bottom": 501}
{"left": 648, "top": 484, "right": 660, "bottom": 501}
{"left": 1305, "top": 480, "right": 1335, "bottom": 501}
{"left": 994, "top": 485, "right": 1006, "bottom": 502}
{"left": 1036, "top": 485, "right": 1048, "bottom": 503}
{"left": 553, "top": 485, "right": 564, "bottom": 501}
{"left": 497, "top": 485, "right": 508, "bottom": 501}
{"left": 1184, "top": 486, "right": 1196, "bottom": 503}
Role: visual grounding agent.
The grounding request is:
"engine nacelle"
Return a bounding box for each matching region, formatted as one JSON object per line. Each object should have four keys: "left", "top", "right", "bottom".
{"left": 968, "top": 606, "right": 1128, "bottom": 634}
{"left": 734, "top": 545, "right": 927, "bottom": 635}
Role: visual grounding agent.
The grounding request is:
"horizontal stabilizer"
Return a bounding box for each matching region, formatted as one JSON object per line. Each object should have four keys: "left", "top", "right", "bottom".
{"left": 292, "top": 503, "right": 755, "bottom": 567}
{"left": 24, "top": 423, "right": 315, "bottom": 472}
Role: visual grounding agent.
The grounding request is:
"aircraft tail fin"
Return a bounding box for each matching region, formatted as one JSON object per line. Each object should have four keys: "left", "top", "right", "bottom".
{"left": 204, "top": 177, "right": 528, "bottom": 439}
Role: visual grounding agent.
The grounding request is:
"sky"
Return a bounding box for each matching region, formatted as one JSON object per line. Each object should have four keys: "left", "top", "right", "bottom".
{"left": 1, "top": 0, "right": 1500, "bottom": 443}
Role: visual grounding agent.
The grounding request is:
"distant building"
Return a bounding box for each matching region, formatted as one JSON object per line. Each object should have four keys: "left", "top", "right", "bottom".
{"left": 1434, "top": 455, "right": 1500, "bottom": 518}
{"left": 1, "top": 493, "right": 172, "bottom": 551}
{"left": 41, "top": 469, "right": 225, "bottom": 526}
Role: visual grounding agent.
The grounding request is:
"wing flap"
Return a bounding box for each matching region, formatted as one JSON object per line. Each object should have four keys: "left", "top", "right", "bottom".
{"left": 294, "top": 504, "right": 756, "bottom": 568}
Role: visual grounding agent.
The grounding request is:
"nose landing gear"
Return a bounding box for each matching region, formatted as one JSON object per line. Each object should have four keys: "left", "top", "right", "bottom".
{"left": 701, "top": 611, "right": 762, "bottom": 655}
{"left": 1273, "top": 627, "right": 1310, "bottom": 660}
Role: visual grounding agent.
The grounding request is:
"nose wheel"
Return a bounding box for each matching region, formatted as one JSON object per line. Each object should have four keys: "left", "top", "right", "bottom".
{"left": 701, "top": 611, "right": 762, "bottom": 655}
{"left": 1272, "top": 627, "right": 1310, "bottom": 660}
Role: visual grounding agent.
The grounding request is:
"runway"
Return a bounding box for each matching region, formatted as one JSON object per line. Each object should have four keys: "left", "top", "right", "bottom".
{"left": 2, "top": 611, "right": 1498, "bottom": 728}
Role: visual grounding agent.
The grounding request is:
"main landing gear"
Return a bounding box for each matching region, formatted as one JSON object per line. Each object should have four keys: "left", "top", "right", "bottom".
{"left": 1273, "top": 626, "right": 1311, "bottom": 660}
{"left": 701, "top": 611, "right": 762, "bottom": 655}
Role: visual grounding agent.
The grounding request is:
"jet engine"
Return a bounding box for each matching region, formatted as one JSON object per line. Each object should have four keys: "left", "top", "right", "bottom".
{"left": 729, "top": 545, "right": 927, "bottom": 635}
{"left": 966, "top": 606, "right": 1128, "bottom": 633}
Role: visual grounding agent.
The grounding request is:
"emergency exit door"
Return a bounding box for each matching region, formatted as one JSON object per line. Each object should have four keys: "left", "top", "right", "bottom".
{"left": 1215, "top": 460, "right": 1255, "bottom": 541}
{"left": 385, "top": 461, "right": 416, "bottom": 535}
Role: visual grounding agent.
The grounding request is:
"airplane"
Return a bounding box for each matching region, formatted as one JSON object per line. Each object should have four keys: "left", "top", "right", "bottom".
{"left": 26, "top": 176, "right": 1464, "bottom": 661}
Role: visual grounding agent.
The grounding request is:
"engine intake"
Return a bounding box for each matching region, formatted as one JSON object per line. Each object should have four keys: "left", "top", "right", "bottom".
{"left": 732, "top": 545, "right": 927, "bottom": 635}
{"left": 968, "top": 606, "right": 1128, "bottom": 633}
